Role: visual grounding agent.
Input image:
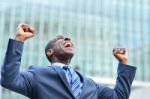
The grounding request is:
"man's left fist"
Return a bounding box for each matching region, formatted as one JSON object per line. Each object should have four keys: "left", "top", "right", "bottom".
{"left": 113, "top": 48, "right": 128, "bottom": 64}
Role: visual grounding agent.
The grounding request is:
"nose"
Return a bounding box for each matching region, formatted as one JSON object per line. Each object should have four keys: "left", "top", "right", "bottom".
{"left": 64, "top": 37, "right": 71, "bottom": 41}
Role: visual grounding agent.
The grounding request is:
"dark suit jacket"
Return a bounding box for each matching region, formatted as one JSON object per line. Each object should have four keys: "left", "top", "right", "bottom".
{"left": 1, "top": 39, "right": 136, "bottom": 99}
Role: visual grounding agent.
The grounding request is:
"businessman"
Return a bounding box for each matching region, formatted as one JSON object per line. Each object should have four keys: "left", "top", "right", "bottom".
{"left": 1, "top": 23, "right": 136, "bottom": 99}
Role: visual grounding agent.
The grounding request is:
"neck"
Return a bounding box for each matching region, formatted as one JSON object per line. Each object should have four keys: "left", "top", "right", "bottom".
{"left": 51, "top": 57, "right": 71, "bottom": 64}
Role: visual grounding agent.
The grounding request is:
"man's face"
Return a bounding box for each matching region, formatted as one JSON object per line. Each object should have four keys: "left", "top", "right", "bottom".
{"left": 51, "top": 36, "right": 74, "bottom": 59}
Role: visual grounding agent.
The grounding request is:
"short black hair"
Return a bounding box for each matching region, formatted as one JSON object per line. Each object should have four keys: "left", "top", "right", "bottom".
{"left": 45, "top": 35, "right": 65, "bottom": 63}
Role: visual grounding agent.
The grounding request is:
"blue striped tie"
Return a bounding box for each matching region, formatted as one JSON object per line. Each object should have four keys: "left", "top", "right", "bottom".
{"left": 63, "top": 65, "right": 81, "bottom": 99}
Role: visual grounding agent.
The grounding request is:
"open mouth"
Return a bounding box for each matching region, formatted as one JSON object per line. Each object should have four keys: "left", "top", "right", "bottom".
{"left": 64, "top": 42, "right": 73, "bottom": 48}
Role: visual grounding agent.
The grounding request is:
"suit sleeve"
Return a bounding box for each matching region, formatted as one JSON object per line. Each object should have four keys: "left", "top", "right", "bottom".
{"left": 98, "top": 63, "right": 136, "bottom": 99}
{"left": 1, "top": 39, "right": 36, "bottom": 97}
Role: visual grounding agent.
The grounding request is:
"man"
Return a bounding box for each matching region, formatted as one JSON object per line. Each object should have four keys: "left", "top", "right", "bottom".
{"left": 1, "top": 23, "right": 136, "bottom": 99}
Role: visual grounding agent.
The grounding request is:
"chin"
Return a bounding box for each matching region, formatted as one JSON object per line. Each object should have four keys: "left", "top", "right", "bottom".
{"left": 64, "top": 51, "right": 74, "bottom": 58}
{"left": 59, "top": 47, "right": 74, "bottom": 59}
{"left": 66, "top": 51, "right": 74, "bottom": 57}
{"left": 64, "top": 48, "right": 74, "bottom": 55}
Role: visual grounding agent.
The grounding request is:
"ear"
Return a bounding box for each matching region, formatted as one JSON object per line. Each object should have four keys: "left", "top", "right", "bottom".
{"left": 46, "top": 49, "right": 54, "bottom": 56}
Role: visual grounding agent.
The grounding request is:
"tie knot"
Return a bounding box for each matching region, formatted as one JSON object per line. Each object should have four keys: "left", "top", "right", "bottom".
{"left": 63, "top": 65, "right": 71, "bottom": 70}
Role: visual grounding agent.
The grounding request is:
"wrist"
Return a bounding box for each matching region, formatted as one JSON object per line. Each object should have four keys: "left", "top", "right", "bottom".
{"left": 120, "top": 60, "right": 127, "bottom": 64}
{"left": 15, "top": 36, "right": 25, "bottom": 42}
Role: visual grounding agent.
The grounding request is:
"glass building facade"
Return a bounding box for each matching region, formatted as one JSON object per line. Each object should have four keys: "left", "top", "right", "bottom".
{"left": 0, "top": 0, "right": 150, "bottom": 99}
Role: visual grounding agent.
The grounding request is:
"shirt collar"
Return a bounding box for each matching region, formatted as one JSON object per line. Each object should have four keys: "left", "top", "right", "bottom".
{"left": 52, "top": 62, "right": 69, "bottom": 68}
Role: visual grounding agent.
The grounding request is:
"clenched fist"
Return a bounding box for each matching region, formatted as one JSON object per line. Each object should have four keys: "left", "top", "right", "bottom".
{"left": 113, "top": 48, "right": 128, "bottom": 64}
{"left": 15, "top": 23, "right": 35, "bottom": 42}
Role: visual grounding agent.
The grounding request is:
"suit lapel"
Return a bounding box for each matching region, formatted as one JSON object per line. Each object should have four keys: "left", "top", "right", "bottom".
{"left": 51, "top": 65, "right": 75, "bottom": 98}
{"left": 76, "top": 71, "right": 87, "bottom": 99}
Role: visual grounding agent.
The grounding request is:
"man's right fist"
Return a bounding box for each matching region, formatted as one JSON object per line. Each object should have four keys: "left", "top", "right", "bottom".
{"left": 15, "top": 23, "right": 35, "bottom": 42}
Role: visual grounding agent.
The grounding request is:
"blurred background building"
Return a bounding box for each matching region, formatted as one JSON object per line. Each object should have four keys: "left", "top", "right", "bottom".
{"left": 0, "top": 0, "right": 150, "bottom": 99}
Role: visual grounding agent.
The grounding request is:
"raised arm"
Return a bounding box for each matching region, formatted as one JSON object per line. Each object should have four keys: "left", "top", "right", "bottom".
{"left": 1, "top": 23, "right": 36, "bottom": 97}
{"left": 98, "top": 48, "right": 136, "bottom": 99}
